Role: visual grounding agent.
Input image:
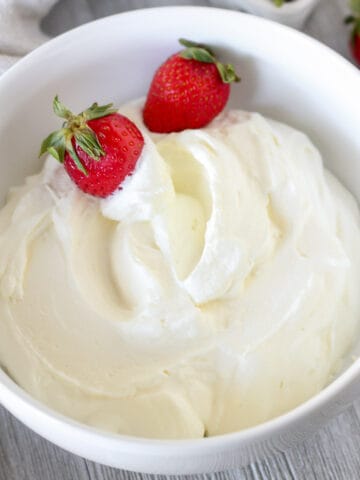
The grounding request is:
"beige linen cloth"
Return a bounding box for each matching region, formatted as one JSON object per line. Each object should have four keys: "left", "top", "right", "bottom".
{"left": 0, "top": 0, "right": 56, "bottom": 74}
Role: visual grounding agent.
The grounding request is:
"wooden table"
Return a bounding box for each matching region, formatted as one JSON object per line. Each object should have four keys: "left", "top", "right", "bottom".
{"left": 1, "top": 1, "right": 359, "bottom": 478}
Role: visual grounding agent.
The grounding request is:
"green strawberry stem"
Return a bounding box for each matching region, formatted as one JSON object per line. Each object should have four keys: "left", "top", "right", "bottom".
{"left": 178, "top": 38, "right": 240, "bottom": 84}
{"left": 39, "top": 96, "right": 117, "bottom": 175}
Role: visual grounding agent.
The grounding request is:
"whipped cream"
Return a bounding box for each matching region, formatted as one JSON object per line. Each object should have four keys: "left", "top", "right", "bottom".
{"left": 0, "top": 99, "right": 360, "bottom": 439}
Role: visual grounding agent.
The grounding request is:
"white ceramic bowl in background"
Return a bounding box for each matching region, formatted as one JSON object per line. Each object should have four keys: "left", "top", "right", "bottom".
{"left": 208, "top": 0, "right": 321, "bottom": 29}
{"left": 0, "top": 6, "right": 360, "bottom": 475}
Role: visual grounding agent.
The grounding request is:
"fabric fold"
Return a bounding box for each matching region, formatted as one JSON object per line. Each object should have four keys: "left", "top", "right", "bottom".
{"left": 0, "top": 0, "right": 56, "bottom": 75}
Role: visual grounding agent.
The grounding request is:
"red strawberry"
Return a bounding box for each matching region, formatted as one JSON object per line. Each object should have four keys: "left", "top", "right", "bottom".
{"left": 143, "top": 39, "right": 240, "bottom": 133}
{"left": 351, "top": 32, "right": 360, "bottom": 65}
{"left": 345, "top": 2, "right": 360, "bottom": 66}
{"left": 39, "top": 97, "right": 144, "bottom": 197}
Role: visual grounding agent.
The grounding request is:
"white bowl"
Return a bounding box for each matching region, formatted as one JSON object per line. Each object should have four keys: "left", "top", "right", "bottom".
{"left": 0, "top": 6, "right": 360, "bottom": 475}
{"left": 208, "top": 0, "right": 321, "bottom": 29}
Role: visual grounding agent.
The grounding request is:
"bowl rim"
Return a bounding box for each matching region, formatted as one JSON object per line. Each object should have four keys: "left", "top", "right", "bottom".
{"left": 0, "top": 5, "right": 359, "bottom": 451}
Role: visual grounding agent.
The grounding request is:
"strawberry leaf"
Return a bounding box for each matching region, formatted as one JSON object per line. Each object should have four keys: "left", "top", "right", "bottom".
{"left": 74, "top": 127, "right": 105, "bottom": 160}
{"left": 40, "top": 96, "right": 118, "bottom": 174}
{"left": 178, "top": 38, "right": 240, "bottom": 84}
{"left": 216, "top": 62, "right": 241, "bottom": 83}
{"left": 179, "top": 38, "right": 215, "bottom": 56}
{"left": 65, "top": 136, "right": 88, "bottom": 176}
{"left": 180, "top": 47, "right": 215, "bottom": 63}
{"left": 83, "top": 102, "right": 117, "bottom": 121}
{"left": 53, "top": 96, "right": 73, "bottom": 120}
{"left": 39, "top": 128, "right": 67, "bottom": 163}
{"left": 47, "top": 146, "right": 62, "bottom": 162}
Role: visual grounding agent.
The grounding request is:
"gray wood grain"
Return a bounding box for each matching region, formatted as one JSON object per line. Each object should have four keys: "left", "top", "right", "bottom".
{"left": 2, "top": 0, "right": 360, "bottom": 479}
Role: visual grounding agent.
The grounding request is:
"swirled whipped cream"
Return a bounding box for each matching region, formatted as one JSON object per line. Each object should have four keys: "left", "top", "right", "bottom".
{"left": 0, "top": 99, "right": 360, "bottom": 439}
